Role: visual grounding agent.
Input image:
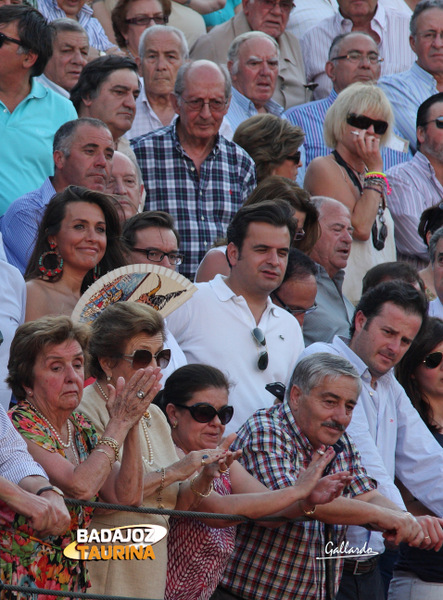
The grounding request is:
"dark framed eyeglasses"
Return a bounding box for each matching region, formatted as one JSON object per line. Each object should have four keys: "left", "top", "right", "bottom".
{"left": 286, "top": 151, "right": 301, "bottom": 165}
{"left": 180, "top": 97, "right": 228, "bottom": 113}
{"left": 175, "top": 402, "right": 234, "bottom": 425}
{"left": 252, "top": 327, "right": 269, "bottom": 371}
{"left": 120, "top": 348, "right": 171, "bottom": 369}
{"left": 421, "top": 116, "right": 443, "bottom": 130}
{"left": 423, "top": 351, "right": 443, "bottom": 369}
{"left": 258, "top": 0, "right": 295, "bottom": 13}
{"left": 125, "top": 14, "right": 168, "bottom": 25}
{"left": 0, "top": 31, "right": 24, "bottom": 49}
{"left": 131, "top": 247, "right": 184, "bottom": 266}
{"left": 347, "top": 113, "right": 389, "bottom": 135}
{"left": 331, "top": 50, "right": 383, "bottom": 65}
{"left": 272, "top": 292, "right": 317, "bottom": 316}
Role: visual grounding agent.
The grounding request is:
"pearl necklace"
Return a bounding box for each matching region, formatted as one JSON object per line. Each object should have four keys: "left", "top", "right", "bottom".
{"left": 95, "top": 380, "right": 109, "bottom": 401}
{"left": 141, "top": 411, "right": 153, "bottom": 466}
{"left": 26, "top": 399, "right": 72, "bottom": 449}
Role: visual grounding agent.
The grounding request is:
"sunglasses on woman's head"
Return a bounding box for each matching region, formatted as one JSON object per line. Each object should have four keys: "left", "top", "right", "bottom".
{"left": 175, "top": 403, "right": 234, "bottom": 425}
{"left": 346, "top": 113, "right": 389, "bottom": 135}
{"left": 423, "top": 351, "right": 443, "bottom": 369}
{"left": 120, "top": 348, "right": 171, "bottom": 369}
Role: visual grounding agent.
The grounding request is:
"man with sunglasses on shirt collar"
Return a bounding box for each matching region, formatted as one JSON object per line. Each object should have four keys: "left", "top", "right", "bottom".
{"left": 387, "top": 93, "right": 443, "bottom": 268}
{"left": 167, "top": 199, "right": 304, "bottom": 434}
{"left": 301, "top": 280, "right": 443, "bottom": 600}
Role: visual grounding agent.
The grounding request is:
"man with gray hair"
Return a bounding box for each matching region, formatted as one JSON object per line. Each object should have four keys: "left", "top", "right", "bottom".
{"left": 428, "top": 227, "right": 443, "bottom": 318}
{"left": 379, "top": 0, "right": 443, "bottom": 153}
{"left": 1, "top": 117, "right": 114, "bottom": 273}
{"left": 131, "top": 59, "right": 256, "bottom": 279}
{"left": 37, "top": 18, "right": 89, "bottom": 97}
{"left": 217, "top": 352, "right": 424, "bottom": 600}
{"left": 225, "top": 30, "right": 283, "bottom": 135}
{"left": 127, "top": 25, "right": 189, "bottom": 139}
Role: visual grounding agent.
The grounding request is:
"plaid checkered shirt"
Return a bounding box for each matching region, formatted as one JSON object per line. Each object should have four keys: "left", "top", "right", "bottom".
{"left": 131, "top": 123, "right": 256, "bottom": 279}
{"left": 221, "top": 402, "right": 376, "bottom": 600}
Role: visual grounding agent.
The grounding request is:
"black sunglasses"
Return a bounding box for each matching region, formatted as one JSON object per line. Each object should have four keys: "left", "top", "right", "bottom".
{"left": 272, "top": 292, "right": 317, "bottom": 316}
{"left": 287, "top": 151, "right": 301, "bottom": 164}
{"left": 347, "top": 113, "right": 389, "bottom": 135}
{"left": 120, "top": 348, "right": 171, "bottom": 369}
{"left": 175, "top": 403, "right": 234, "bottom": 425}
{"left": 421, "top": 116, "right": 443, "bottom": 129}
{"left": 251, "top": 327, "right": 269, "bottom": 371}
{"left": 423, "top": 351, "right": 443, "bottom": 369}
{"left": 0, "top": 31, "right": 23, "bottom": 49}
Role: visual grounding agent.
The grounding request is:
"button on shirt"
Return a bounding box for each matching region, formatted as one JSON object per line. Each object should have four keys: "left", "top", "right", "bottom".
{"left": 166, "top": 274, "right": 304, "bottom": 432}
{"left": 301, "top": 4, "right": 415, "bottom": 99}
{"left": 225, "top": 87, "right": 284, "bottom": 135}
{"left": 379, "top": 62, "right": 439, "bottom": 154}
{"left": 221, "top": 401, "right": 376, "bottom": 600}
{"left": 301, "top": 335, "right": 443, "bottom": 555}
{"left": 387, "top": 151, "right": 443, "bottom": 262}
{"left": 131, "top": 123, "right": 256, "bottom": 279}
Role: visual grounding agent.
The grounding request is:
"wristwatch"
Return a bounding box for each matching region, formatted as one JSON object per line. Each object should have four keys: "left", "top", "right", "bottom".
{"left": 36, "top": 485, "right": 65, "bottom": 498}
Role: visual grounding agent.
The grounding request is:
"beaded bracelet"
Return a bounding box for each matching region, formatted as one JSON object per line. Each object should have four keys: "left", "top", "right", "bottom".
{"left": 299, "top": 500, "right": 316, "bottom": 516}
{"left": 156, "top": 467, "right": 166, "bottom": 508}
{"left": 363, "top": 185, "right": 384, "bottom": 196}
{"left": 190, "top": 474, "right": 213, "bottom": 498}
{"left": 94, "top": 447, "right": 115, "bottom": 469}
{"left": 364, "top": 171, "right": 392, "bottom": 195}
{"left": 98, "top": 436, "right": 120, "bottom": 462}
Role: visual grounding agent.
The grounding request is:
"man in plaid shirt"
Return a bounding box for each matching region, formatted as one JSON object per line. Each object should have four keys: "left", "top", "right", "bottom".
{"left": 216, "top": 353, "right": 424, "bottom": 600}
{"left": 131, "top": 59, "right": 256, "bottom": 280}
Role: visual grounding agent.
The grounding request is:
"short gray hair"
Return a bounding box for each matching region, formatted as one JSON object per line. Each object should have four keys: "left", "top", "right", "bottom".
{"left": 50, "top": 17, "right": 88, "bottom": 38}
{"left": 328, "top": 31, "right": 377, "bottom": 60}
{"left": 53, "top": 117, "right": 111, "bottom": 158}
{"left": 411, "top": 0, "right": 443, "bottom": 36}
{"left": 429, "top": 225, "right": 443, "bottom": 264}
{"left": 227, "top": 30, "right": 279, "bottom": 76}
{"left": 174, "top": 60, "right": 231, "bottom": 99}
{"left": 287, "top": 352, "right": 362, "bottom": 401}
{"left": 138, "top": 24, "right": 189, "bottom": 60}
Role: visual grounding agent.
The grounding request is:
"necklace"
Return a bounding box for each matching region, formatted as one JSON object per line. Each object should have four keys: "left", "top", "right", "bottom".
{"left": 95, "top": 380, "right": 109, "bottom": 401}
{"left": 26, "top": 398, "right": 72, "bottom": 449}
{"left": 140, "top": 411, "right": 153, "bottom": 466}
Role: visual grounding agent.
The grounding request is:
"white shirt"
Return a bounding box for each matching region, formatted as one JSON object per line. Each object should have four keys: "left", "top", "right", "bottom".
{"left": 301, "top": 336, "right": 443, "bottom": 555}
{"left": 163, "top": 325, "right": 187, "bottom": 385}
{"left": 287, "top": 0, "right": 338, "bottom": 39}
{"left": 301, "top": 3, "right": 415, "bottom": 99}
{"left": 127, "top": 83, "right": 175, "bottom": 141}
{"left": 167, "top": 274, "right": 304, "bottom": 432}
{"left": 0, "top": 234, "right": 26, "bottom": 411}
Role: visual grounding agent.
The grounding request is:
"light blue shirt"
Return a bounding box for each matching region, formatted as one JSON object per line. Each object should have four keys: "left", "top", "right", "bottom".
{"left": 301, "top": 335, "right": 443, "bottom": 554}
{"left": 225, "top": 87, "right": 284, "bottom": 135}
{"left": 0, "top": 80, "right": 76, "bottom": 215}
{"left": 379, "top": 62, "right": 438, "bottom": 154}
{"left": 1, "top": 177, "right": 57, "bottom": 274}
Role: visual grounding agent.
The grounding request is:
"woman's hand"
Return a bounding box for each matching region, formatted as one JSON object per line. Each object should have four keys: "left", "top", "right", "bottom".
{"left": 106, "top": 367, "right": 163, "bottom": 428}
{"left": 350, "top": 128, "right": 383, "bottom": 172}
{"left": 171, "top": 447, "right": 229, "bottom": 481}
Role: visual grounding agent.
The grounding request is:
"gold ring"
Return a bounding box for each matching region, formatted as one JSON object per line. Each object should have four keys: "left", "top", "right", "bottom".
{"left": 424, "top": 536, "right": 431, "bottom": 540}
{"left": 201, "top": 454, "right": 209, "bottom": 466}
{"left": 317, "top": 449, "right": 325, "bottom": 456}
{"left": 219, "top": 466, "right": 228, "bottom": 474}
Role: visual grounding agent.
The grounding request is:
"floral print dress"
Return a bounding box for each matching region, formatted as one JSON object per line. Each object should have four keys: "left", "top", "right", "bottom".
{"left": 0, "top": 403, "right": 98, "bottom": 599}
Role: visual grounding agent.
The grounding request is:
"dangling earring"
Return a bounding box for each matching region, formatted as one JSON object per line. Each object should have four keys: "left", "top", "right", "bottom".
{"left": 172, "top": 422, "right": 178, "bottom": 429}
{"left": 38, "top": 241, "right": 63, "bottom": 278}
{"left": 93, "top": 264, "right": 101, "bottom": 281}
{"left": 106, "top": 375, "right": 111, "bottom": 382}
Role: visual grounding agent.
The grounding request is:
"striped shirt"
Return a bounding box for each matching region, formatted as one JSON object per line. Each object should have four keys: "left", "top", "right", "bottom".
{"left": 379, "top": 62, "right": 439, "bottom": 154}
{"left": 221, "top": 401, "right": 376, "bottom": 600}
{"left": 131, "top": 123, "right": 256, "bottom": 279}
{"left": 127, "top": 83, "right": 175, "bottom": 141}
{"left": 37, "top": 0, "right": 115, "bottom": 51}
{"left": 225, "top": 87, "right": 284, "bottom": 135}
{"left": 301, "top": 4, "right": 415, "bottom": 99}
{"left": 387, "top": 151, "right": 443, "bottom": 262}
{"left": 285, "top": 89, "right": 412, "bottom": 180}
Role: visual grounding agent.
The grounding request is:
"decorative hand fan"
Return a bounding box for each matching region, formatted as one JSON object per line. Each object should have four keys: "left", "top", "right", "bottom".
{"left": 71, "top": 264, "right": 197, "bottom": 324}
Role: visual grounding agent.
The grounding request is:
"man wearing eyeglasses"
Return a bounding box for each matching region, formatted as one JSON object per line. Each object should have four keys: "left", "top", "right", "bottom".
{"left": 131, "top": 59, "right": 256, "bottom": 280}
{"left": 301, "top": 0, "right": 415, "bottom": 100}
{"left": 0, "top": 4, "right": 77, "bottom": 215}
{"left": 379, "top": 0, "right": 443, "bottom": 154}
{"left": 285, "top": 32, "right": 412, "bottom": 179}
{"left": 189, "top": 0, "right": 310, "bottom": 109}
{"left": 302, "top": 280, "right": 443, "bottom": 600}
{"left": 386, "top": 93, "right": 443, "bottom": 267}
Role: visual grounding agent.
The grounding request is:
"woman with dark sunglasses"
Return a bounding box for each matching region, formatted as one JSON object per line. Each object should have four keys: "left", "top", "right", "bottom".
{"left": 160, "top": 363, "right": 352, "bottom": 600}
{"left": 79, "top": 303, "right": 230, "bottom": 600}
{"left": 304, "top": 82, "right": 397, "bottom": 305}
{"left": 389, "top": 317, "right": 443, "bottom": 599}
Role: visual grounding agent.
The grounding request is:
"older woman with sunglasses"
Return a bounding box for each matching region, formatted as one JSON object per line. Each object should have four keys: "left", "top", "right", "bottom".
{"left": 389, "top": 317, "right": 443, "bottom": 599}
{"left": 304, "top": 82, "right": 397, "bottom": 305}
{"left": 160, "top": 364, "right": 352, "bottom": 600}
{"left": 78, "top": 302, "right": 230, "bottom": 600}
